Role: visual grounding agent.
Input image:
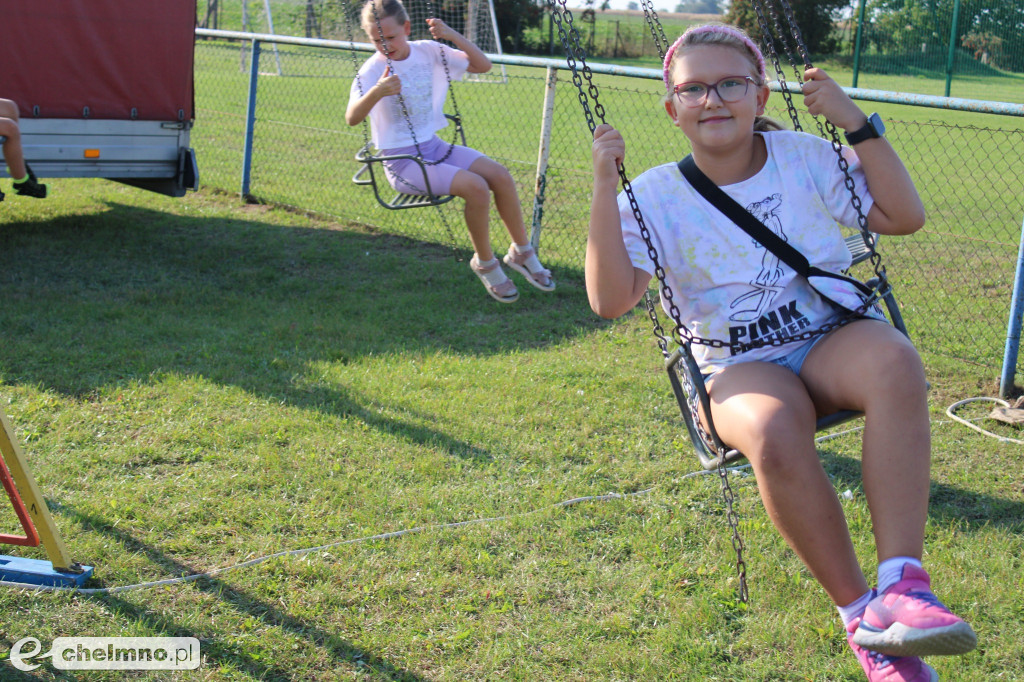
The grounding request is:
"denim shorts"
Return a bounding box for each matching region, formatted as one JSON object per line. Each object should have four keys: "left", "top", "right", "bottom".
{"left": 703, "top": 333, "right": 828, "bottom": 385}
{"left": 382, "top": 135, "right": 484, "bottom": 196}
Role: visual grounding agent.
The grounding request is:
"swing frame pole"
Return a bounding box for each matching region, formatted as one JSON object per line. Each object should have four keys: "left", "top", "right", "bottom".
{"left": 241, "top": 39, "right": 262, "bottom": 199}
{"left": 530, "top": 66, "right": 558, "bottom": 249}
{"left": 1000, "top": 212, "right": 1024, "bottom": 397}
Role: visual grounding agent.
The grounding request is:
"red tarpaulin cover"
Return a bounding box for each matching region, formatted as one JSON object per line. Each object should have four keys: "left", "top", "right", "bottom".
{"left": 0, "top": 0, "right": 196, "bottom": 121}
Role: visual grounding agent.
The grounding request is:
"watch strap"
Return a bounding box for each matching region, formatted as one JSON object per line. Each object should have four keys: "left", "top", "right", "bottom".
{"left": 844, "top": 114, "right": 881, "bottom": 146}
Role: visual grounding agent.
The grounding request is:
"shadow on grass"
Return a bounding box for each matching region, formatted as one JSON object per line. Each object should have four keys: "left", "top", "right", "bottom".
{"left": 50, "top": 502, "right": 428, "bottom": 681}
{"left": 0, "top": 200, "right": 608, "bottom": 460}
{"left": 658, "top": 432, "right": 1024, "bottom": 534}
{"left": 819, "top": 449, "right": 1024, "bottom": 532}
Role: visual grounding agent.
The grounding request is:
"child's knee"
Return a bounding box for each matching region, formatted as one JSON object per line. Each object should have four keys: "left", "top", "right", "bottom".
{"left": 871, "top": 337, "right": 925, "bottom": 390}
{"left": 453, "top": 171, "right": 489, "bottom": 203}
{"left": 488, "top": 164, "right": 517, "bottom": 191}
{"left": 0, "top": 118, "right": 18, "bottom": 139}
{"left": 0, "top": 99, "right": 19, "bottom": 119}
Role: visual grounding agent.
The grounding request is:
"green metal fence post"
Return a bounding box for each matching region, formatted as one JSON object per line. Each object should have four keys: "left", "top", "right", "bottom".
{"left": 852, "top": 0, "right": 867, "bottom": 88}
{"left": 945, "top": 0, "right": 961, "bottom": 98}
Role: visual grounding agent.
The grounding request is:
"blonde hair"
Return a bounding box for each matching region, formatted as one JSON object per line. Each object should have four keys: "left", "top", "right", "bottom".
{"left": 360, "top": 0, "right": 409, "bottom": 35}
{"left": 663, "top": 23, "right": 785, "bottom": 132}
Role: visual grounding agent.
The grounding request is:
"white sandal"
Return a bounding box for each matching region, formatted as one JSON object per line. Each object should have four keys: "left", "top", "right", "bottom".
{"left": 470, "top": 256, "right": 519, "bottom": 303}
{"left": 503, "top": 244, "right": 555, "bottom": 292}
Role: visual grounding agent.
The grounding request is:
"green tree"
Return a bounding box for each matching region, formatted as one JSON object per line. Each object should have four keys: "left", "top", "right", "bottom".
{"left": 727, "top": 0, "right": 849, "bottom": 56}
{"left": 865, "top": 0, "right": 949, "bottom": 55}
{"left": 491, "top": 0, "right": 546, "bottom": 53}
{"left": 865, "top": 0, "right": 1024, "bottom": 72}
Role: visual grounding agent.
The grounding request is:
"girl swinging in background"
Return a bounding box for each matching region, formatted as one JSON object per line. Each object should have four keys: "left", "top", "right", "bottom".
{"left": 586, "top": 23, "right": 976, "bottom": 681}
{"left": 346, "top": 0, "right": 554, "bottom": 303}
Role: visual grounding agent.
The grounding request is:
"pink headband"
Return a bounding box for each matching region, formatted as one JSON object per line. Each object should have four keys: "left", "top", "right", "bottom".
{"left": 662, "top": 24, "right": 768, "bottom": 90}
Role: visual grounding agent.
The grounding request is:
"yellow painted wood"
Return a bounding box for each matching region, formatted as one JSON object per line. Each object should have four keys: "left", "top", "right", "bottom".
{"left": 0, "top": 408, "right": 74, "bottom": 570}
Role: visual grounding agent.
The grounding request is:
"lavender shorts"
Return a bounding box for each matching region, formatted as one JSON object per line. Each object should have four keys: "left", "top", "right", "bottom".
{"left": 382, "top": 135, "right": 484, "bottom": 196}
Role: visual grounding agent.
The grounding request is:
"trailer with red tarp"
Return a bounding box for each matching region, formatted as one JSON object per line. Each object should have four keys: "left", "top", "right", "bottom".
{"left": 0, "top": 0, "right": 199, "bottom": 196}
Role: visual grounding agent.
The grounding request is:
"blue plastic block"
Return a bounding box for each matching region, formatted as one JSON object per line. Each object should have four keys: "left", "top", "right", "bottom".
{"left": 0, "top": 554, "right": 94, "bottom": 587}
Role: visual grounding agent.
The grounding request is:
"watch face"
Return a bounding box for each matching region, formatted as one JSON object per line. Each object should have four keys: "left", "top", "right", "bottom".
{"left": 869, "top": 112, "right": 886, "bottom": 137}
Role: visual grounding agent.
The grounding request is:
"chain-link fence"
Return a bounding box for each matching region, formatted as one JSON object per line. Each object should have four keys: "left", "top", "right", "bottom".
{"left": 193, "top": 31, "right": 1024, "bottom": 389}
{"left": 847, "top": 0, "right": 1024, "bottom": 81}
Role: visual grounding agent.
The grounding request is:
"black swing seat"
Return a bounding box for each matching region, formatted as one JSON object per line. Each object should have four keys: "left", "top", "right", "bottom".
{"left": 352, "top": 114, "right": 465, "bottom": 211}
{"left": 667, "top": 236, "right": 911, "bottom": 470}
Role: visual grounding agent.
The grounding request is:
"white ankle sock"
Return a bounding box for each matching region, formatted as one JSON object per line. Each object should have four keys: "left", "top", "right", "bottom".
{"left": 472, "top": 256, "right": 508, "bottom": 287}
{"left": 837, "top": 589, "right": 875, "bottom": 628}
{"left": 511, "top": 243, "right": 545, "bottom": 272}
{"left": 877, "top": 556, "right": 922, "bottom": 594}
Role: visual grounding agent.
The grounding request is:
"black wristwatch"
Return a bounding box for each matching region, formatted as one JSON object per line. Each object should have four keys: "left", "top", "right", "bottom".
{"left": 844, "top": 112, "right": 885, "bottom": 145}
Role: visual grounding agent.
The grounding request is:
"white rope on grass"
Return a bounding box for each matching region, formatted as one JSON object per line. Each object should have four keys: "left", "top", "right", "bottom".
{"left": 0, "top": 470, "right": 742, "bottom": 595}
{"left": 945, "top": 396, "right": 1024, "bottom": 445}
{"left": 4, "top": 400, "right": 1011, "bottom": 594}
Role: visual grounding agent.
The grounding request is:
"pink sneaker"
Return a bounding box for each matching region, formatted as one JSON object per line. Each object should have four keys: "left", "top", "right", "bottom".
{"left": 848, "top": 618, "right": 938, "bottom": 681}
{"left": 852, "top": 565, "right": 976, "bottom": 657}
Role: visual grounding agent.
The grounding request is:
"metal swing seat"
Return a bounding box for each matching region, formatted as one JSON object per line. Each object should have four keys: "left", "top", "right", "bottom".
{"left": 665, "top": 238, "right": 913, "bottom": 471}
{"left": 351, "top": 114, "right": 466, "bottom": 210}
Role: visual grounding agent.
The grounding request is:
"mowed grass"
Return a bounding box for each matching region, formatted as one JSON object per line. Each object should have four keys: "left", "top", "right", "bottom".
{"left": 191, "top": 37, "right": 1024, "bottom": 378}
{"left": 0, "top": 179, "right": 1022, "bottom": 680}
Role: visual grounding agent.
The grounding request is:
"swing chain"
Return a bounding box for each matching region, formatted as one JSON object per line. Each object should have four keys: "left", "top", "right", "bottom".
{"left": 551, "top": 0, "right": 755, "bottom": 604}
{"left": 549, "top": 3, "right": 607, "bottom": 134}
{"left": 718, "top": 458, "right": 749, "bottom": 603}
{"left": 549, "top": 0, "right": 694, "bottom": 354}
{"left": 676, "top": 354, "right": 750, "bottom": 603}
{"left": 765, "top": 0, "right": 887, "bottom": 286}
{"left": 752, "top": 0, "right": 802, "bottom": 132}
{"left": 639, "top": 0, "right": 670, "bottom": 61}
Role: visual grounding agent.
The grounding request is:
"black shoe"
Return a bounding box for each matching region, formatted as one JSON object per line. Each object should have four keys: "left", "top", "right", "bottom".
{"left": 14, "top": 164, "right": 46, "bottom": 198}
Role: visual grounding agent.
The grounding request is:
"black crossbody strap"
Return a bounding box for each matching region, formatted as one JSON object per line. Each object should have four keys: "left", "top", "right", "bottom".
{"left": 678, "top": 155, "right": 873, "bottom": 303}
{"left": 677, "top": 155, "right": 871, "bottom": 293}
{"left": 678, "top": 155, "right": 812, "bottom": 276}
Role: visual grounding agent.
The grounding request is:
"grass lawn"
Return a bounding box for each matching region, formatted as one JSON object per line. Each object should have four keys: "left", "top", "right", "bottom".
{"left": 0, "top": 179, "right": 1022, "bottom": 680}
{"left": 190, "top": 36, "right": 1024, "bottom": 384}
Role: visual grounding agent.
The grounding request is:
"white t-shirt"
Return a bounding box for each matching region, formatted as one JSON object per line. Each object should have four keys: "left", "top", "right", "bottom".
{"left": 349, "top": 41, "right": 469, "bottom": 150}
{"left": 619, "top": 129, "right": 879, "bottom": 373}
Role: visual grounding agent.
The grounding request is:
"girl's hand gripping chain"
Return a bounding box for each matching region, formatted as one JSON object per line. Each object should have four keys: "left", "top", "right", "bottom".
{"left": 374, "top": 65, "right": 402, "bottom": 97}
{"left": 800, "top": 68, "right": 867, "bottom": 133}
{"left": 592, "top": 123, "right": 625, "bottom": 185}
{"left": 425, "top": 17, "right": 456, "bottom": 42}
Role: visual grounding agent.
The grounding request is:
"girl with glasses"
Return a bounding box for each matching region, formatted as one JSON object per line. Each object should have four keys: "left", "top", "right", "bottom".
{"left": 586, "top": 23, "right": 975, "bottom": 682}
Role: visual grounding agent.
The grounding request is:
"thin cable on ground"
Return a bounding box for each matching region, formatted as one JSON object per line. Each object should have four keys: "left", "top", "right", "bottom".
{"left": 2, "top": 400, "right": 1012, "bottom": 594}
{"left": 0, "top": 473, "right": 724, "bottom": 595}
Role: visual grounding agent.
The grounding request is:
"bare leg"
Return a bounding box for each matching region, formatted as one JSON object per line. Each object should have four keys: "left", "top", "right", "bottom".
{"left": 468, "top": 157, "right": 528, "bottom": 246}
{"left": 448, "top": 168, "right": 494, "bottom": 261}
{"left": 799, "top": 319, "right": 930, "bottom": 562}
{"left": 0, "top": 97, "right": 27, "bottom": 180}
{"left": 708, "top": 361, "right": 870, "bottom": 606}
